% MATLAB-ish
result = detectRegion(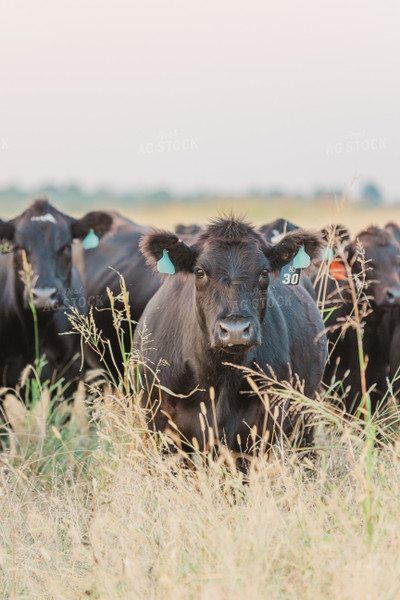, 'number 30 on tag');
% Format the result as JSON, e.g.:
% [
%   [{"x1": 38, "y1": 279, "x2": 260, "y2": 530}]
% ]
[{"x1": 280, "y1": 263, "x2": 302, "y2": 285}]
